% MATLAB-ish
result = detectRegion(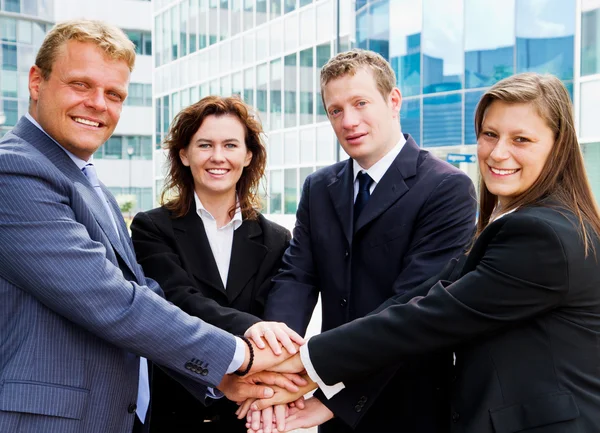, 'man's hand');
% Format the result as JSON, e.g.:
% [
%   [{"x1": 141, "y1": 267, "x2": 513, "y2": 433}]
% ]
[
  {"x1": 266, "y1": 351, "x2": 304, "y2": 374},
  {"x1": 281, "y1": 397, "x2": 334, "y2": 431},
  {"x1": 245, "y1": 321, "x2": 305, "y2": 355},
  {"x1": 238, "y1": 340, "x2": 301, "y2": 375},
  {"x1": 217, "y1": 371, "x2": 306, "y2": 402}
]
